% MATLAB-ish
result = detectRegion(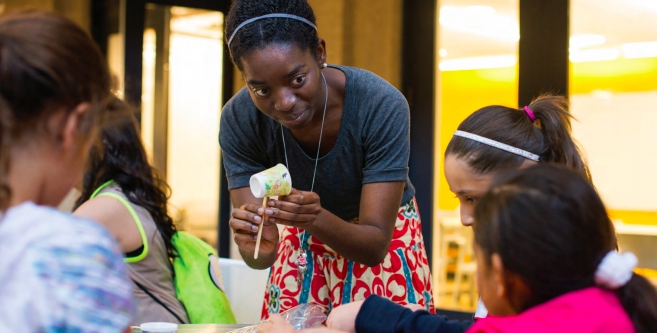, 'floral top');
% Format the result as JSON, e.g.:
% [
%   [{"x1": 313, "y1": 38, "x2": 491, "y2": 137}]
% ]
[{"x1": 0, "y1": 202, "x2": 134, "y2": 333}]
